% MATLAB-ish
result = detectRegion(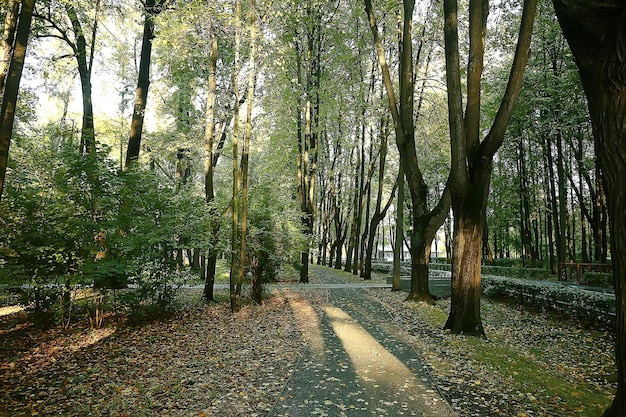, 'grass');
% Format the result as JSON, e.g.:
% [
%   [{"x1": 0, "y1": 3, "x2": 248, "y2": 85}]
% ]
[
  {"x1": 462, "y1": 335, "x2": 610, "y2": 415},
  {"x1": 397, "y1": 293, "x2": 613, "y2": 416}
]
